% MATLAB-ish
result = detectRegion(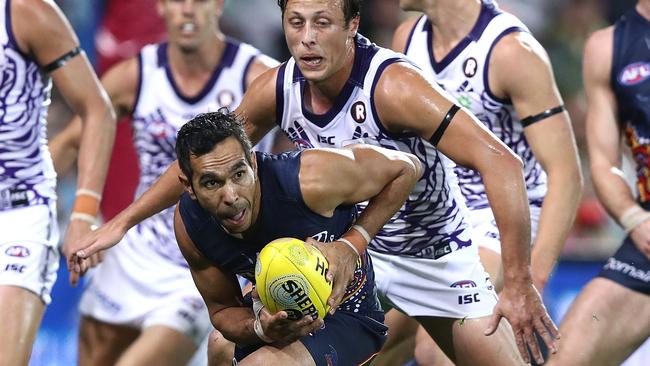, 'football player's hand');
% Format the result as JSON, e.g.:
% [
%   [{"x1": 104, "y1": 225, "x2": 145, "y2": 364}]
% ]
[
  {"x1": 253, "y1": 288, "x2": 323, "y2": 345},
  {"x1": 306, "y1": 237, "x2": 358, "y2": 314},
  {"x1": 68, "y1": 217, "x2": 128, "y2": 279},
  {"x1": 62, "y1": 219, "x2": 104, "y2": 286},
  {"x1": 486, "y1": 281, "x2": 559, "y2": 364}
]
